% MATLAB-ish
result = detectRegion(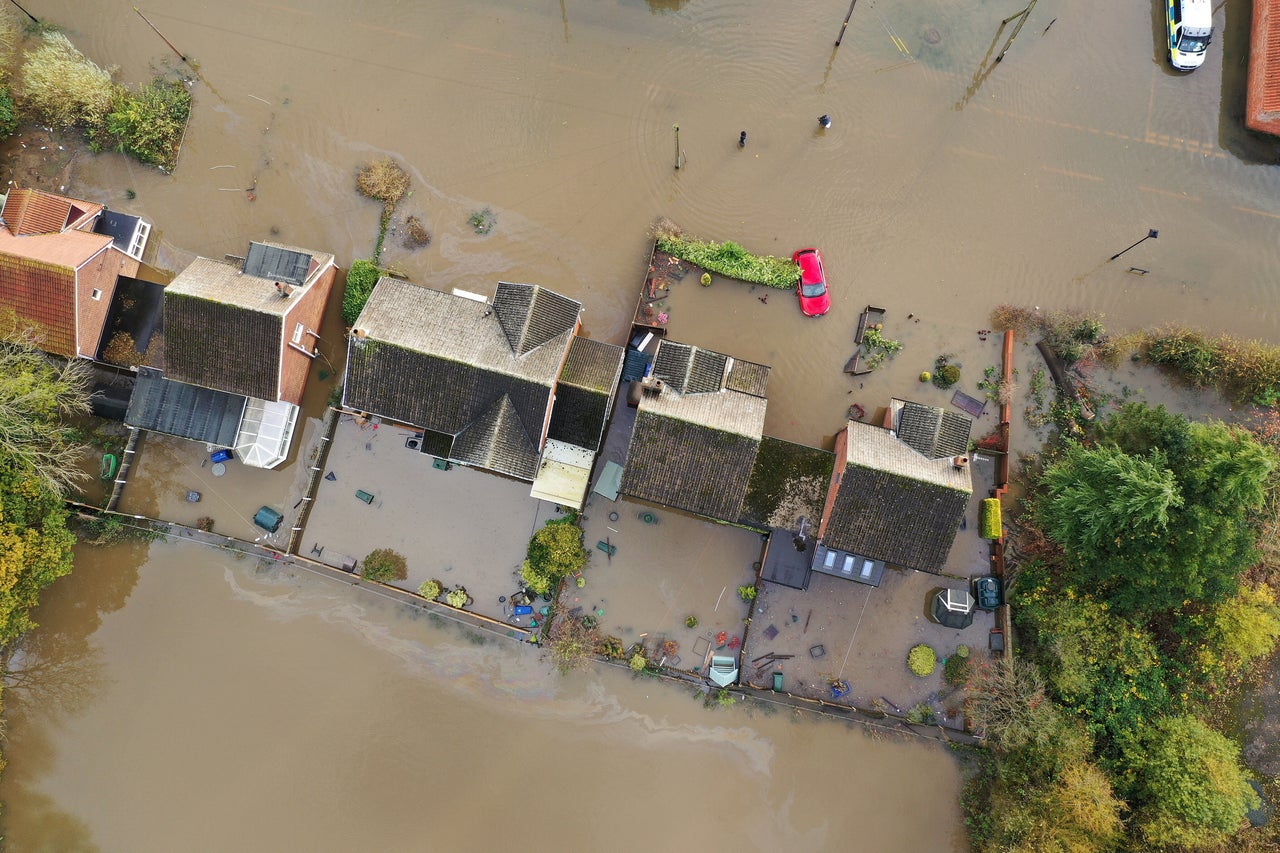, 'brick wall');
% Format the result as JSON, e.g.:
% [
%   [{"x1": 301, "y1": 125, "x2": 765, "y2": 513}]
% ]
[{"x1": 278, "y1": 262, "x2": 337, "y2": 405}]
